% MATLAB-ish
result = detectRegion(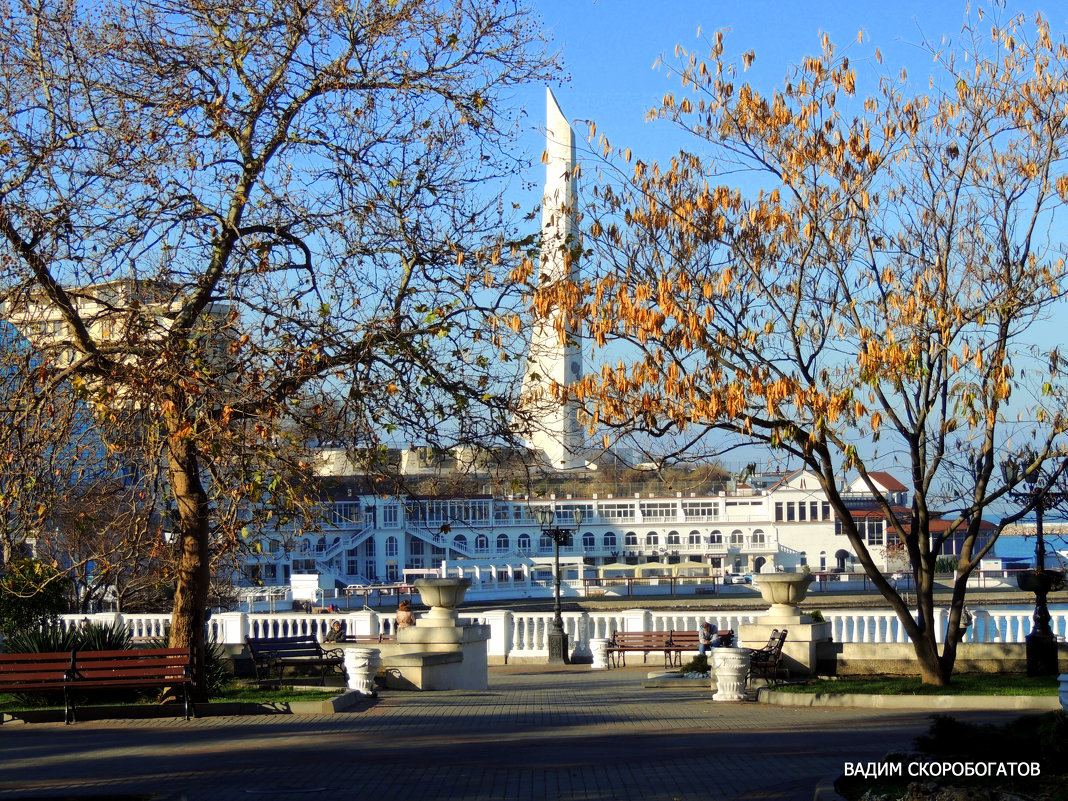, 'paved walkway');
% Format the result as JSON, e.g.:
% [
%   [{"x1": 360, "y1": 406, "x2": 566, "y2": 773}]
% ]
[{"x1": 0, "y1": 666, "x2": 1022, "y2": 801}]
